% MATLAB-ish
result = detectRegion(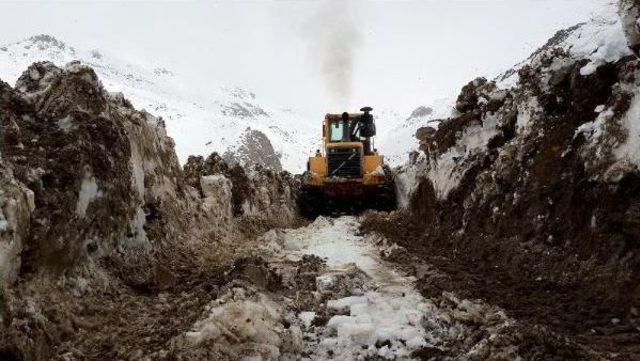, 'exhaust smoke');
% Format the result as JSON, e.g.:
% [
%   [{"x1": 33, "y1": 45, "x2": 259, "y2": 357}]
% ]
[{"x1": 306, "y1": 0, "x2": 363, "y2": 107}]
